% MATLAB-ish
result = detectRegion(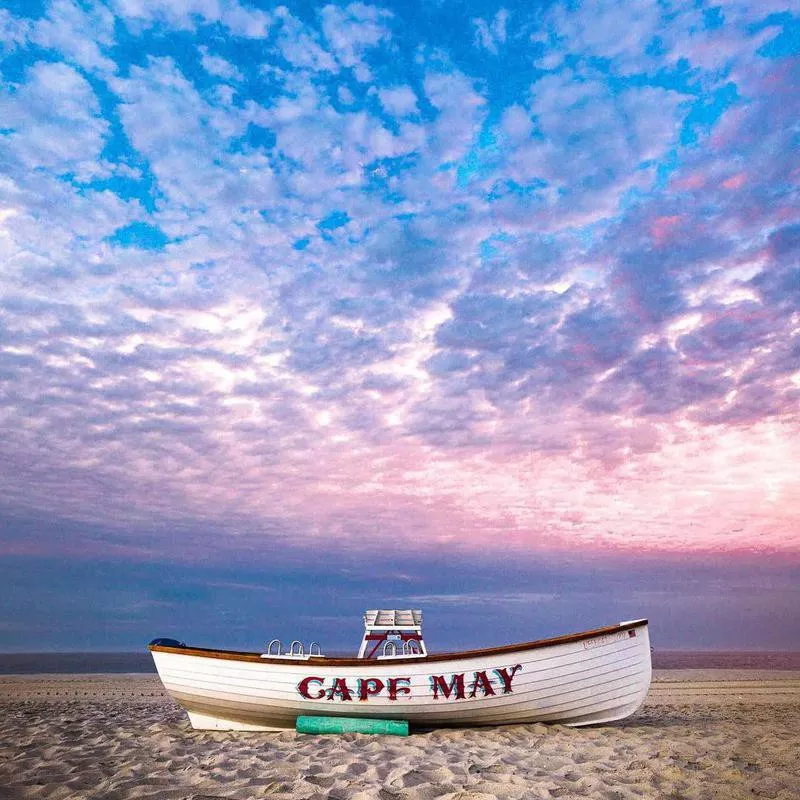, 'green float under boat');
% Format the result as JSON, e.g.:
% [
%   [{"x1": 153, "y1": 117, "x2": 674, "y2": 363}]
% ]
[{"x1": 297, "y1": 715, "x2": 409, "y2": 736}]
